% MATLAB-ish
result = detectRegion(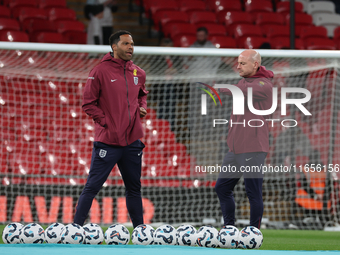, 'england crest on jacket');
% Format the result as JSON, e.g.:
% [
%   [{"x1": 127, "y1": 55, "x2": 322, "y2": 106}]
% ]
[{"x1": 134, "y1": 77, "x2": 138, "y2": 85}]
